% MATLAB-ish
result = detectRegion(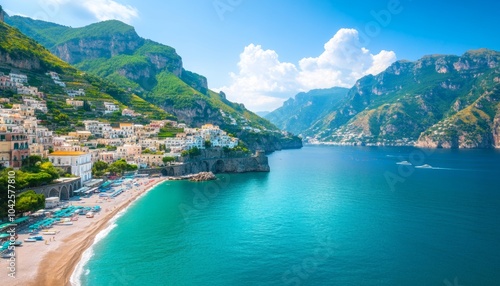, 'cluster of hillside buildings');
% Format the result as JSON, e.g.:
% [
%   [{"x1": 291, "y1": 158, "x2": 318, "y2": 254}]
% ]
[{"x1": 0, "y1": 71, "x2": 241, "y2": 185}]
